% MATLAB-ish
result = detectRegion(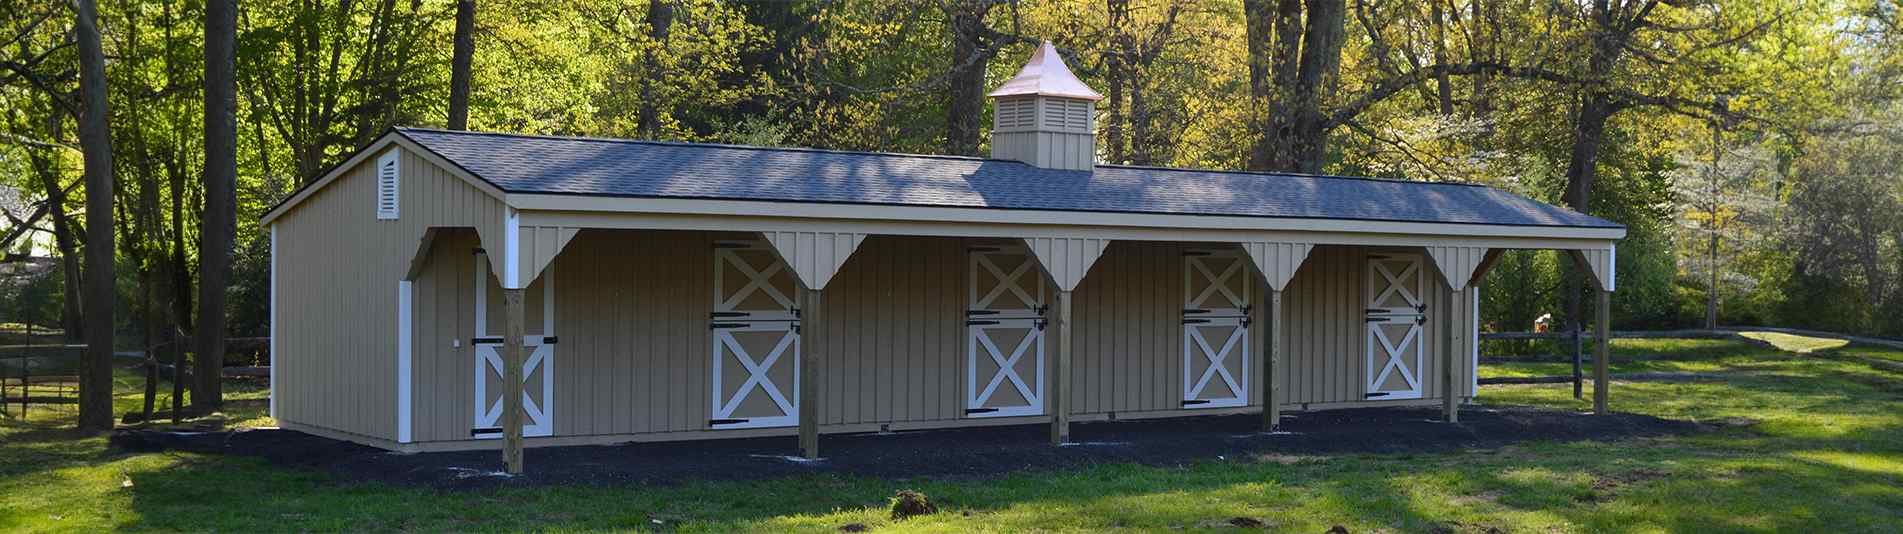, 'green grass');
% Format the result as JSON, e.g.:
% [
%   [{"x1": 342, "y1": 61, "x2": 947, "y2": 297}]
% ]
[
  {"x1": 5, "y1": 341, "x2": 1902, "y2": 533},
  {"x1": 1736, "y1": 331, "x2": 1852, "y2": 353}
]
